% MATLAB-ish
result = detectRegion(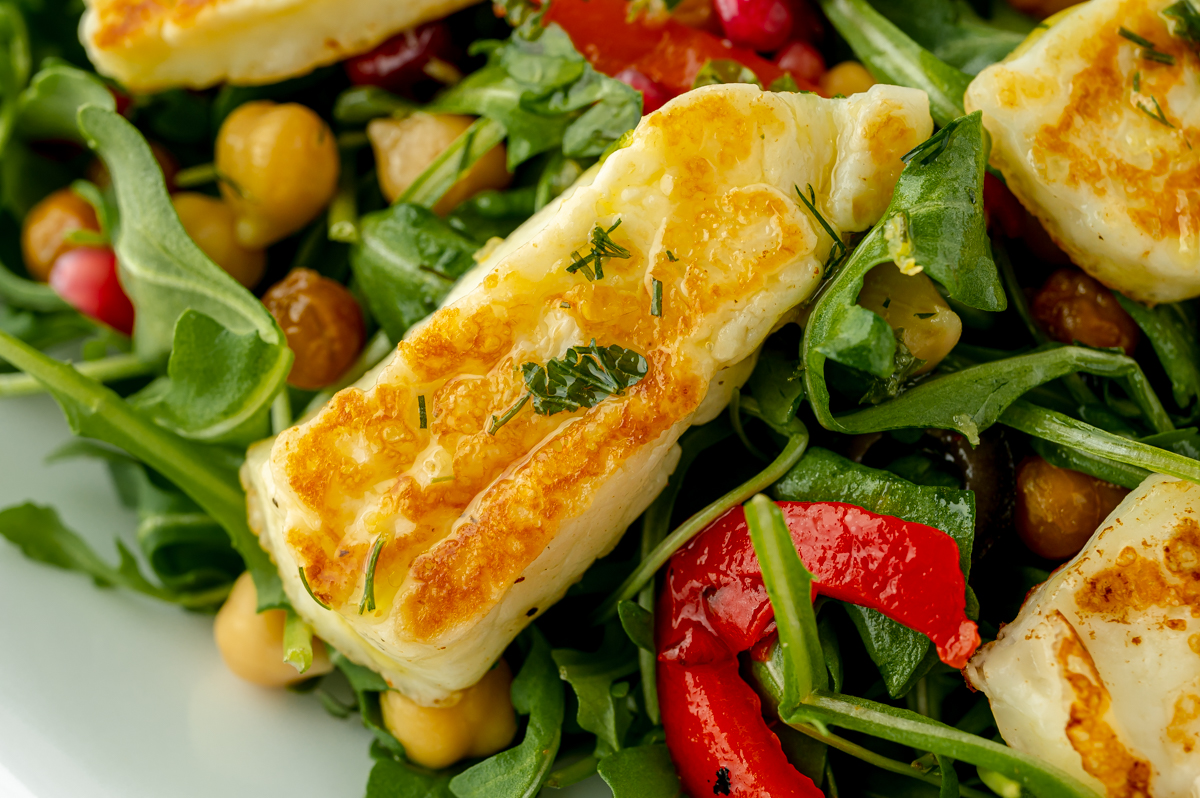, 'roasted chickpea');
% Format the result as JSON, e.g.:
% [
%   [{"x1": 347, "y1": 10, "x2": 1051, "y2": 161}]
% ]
[
  {"x1": 213, "y1": 572, "x2": 333, "y2": 687},
  {"x1": 380, "y1": 660, "x2": 518, "y2": 769},
  {"x1": 368, "y1": 113, "x2": 512, "y2": 215},
  {"x1": 87, "y1": 141, "x2": 179, "y2": 191},
  {"x1": 172, "y1": 193, "x2": 266, "y2": 289},
  {"x1": 1031, "y1": 268, "x2": 1139, "y2": 355},
  {"x1": 263, "y1": 268, "x2": 366, "y2": 390},
  {"x1": 857, "y1": 261, "x2": 962, "y2": 375},
  {"x1": 216, "y1": 101, "x2": 339, "y2": 248},
  {"x1": 21, "y1": 188, "x2": 101, "y2": 282},
  {"x1": 819, "y1": 61, "x2": 875, "y2": 97},
  {"x1": 1015, "y1": 456, "x2": 1129, "y2": 560}
]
